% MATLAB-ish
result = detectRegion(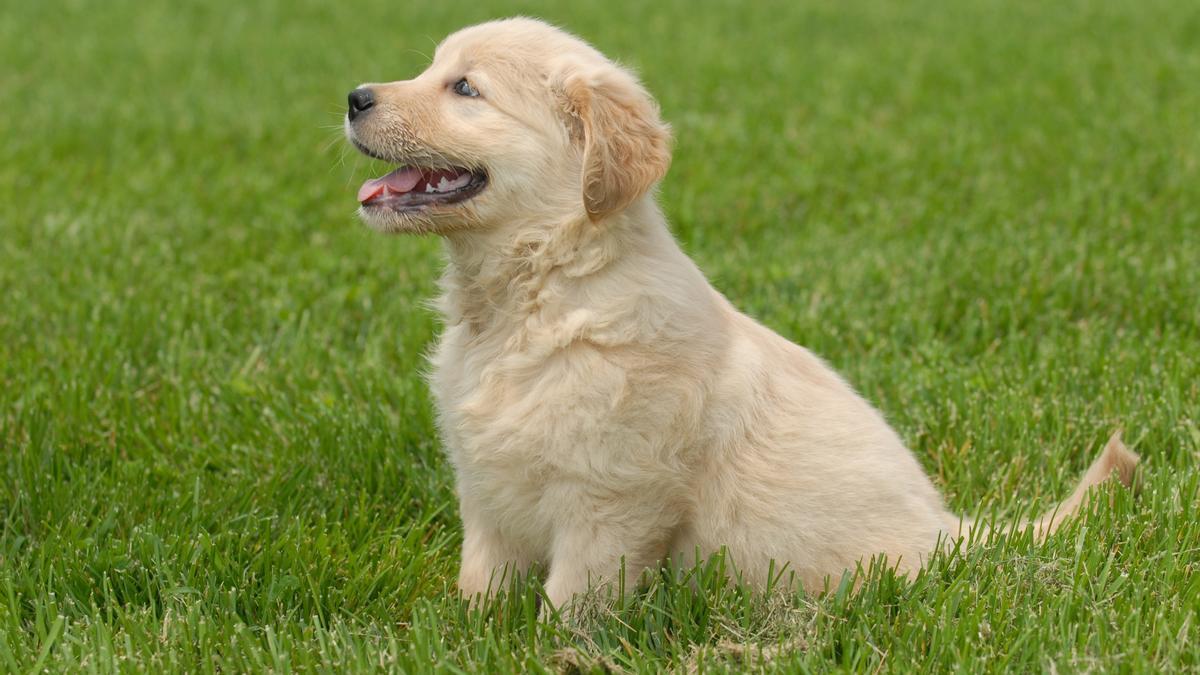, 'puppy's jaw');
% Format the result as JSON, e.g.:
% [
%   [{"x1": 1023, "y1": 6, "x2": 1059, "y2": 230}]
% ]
[
  {"x1": 346, "y1": 122, "x2": 491, "y2": 235},
  {"x1": 356, "y1": 201, "x2": 485, "y2": 235}
]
